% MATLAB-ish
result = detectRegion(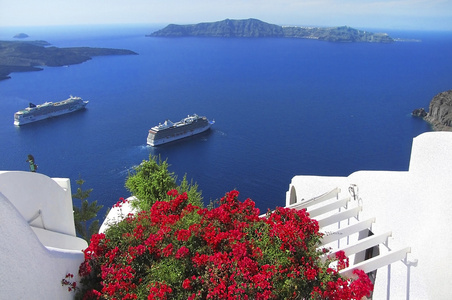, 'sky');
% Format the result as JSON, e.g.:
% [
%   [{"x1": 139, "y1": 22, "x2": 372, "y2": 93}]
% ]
[{"x1": 0, "y1": 0, "x2": 452, "y2": 31}]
